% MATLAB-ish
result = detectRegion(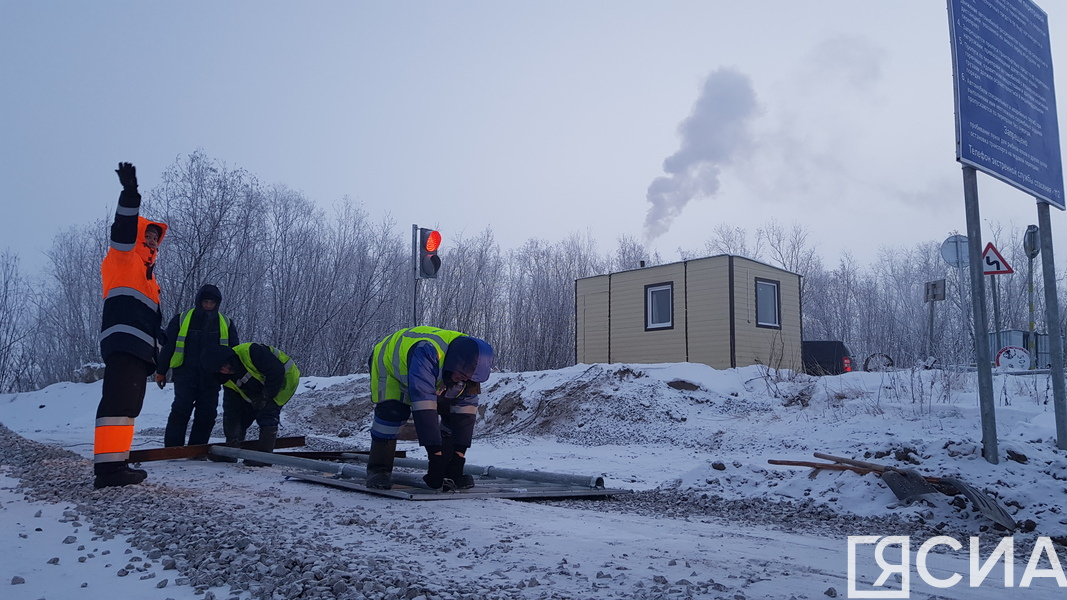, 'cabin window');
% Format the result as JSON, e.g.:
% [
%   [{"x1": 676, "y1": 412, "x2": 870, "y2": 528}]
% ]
[
  {"x1": 645, "y1": 282, "x2": 673, "y2": 330},
  {"x1": 755, "y1": 278, "x2": 781, "y2": 329}
]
